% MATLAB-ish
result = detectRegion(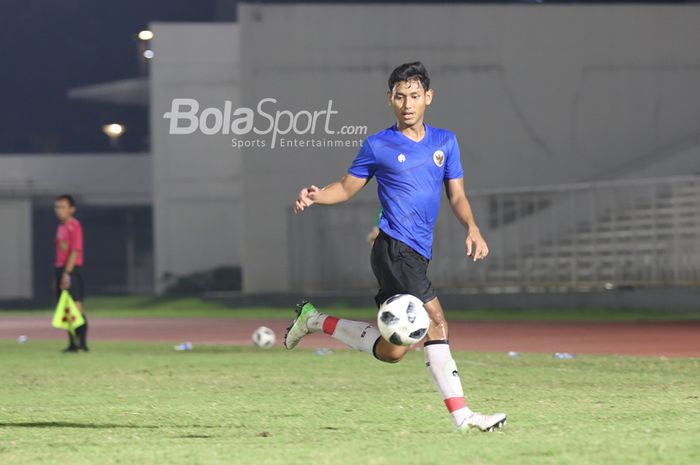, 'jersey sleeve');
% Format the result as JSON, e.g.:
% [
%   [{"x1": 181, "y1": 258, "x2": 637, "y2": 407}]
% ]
[
  {"x1": 444, "y1": 134, "x2": 464, "y2": 180},
  {"x1": 347, "y1": 139, "x2": 376, "y2": 179},
  {"x1": 70, "y1": 222, "x2": 84, "y2": 252}
]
